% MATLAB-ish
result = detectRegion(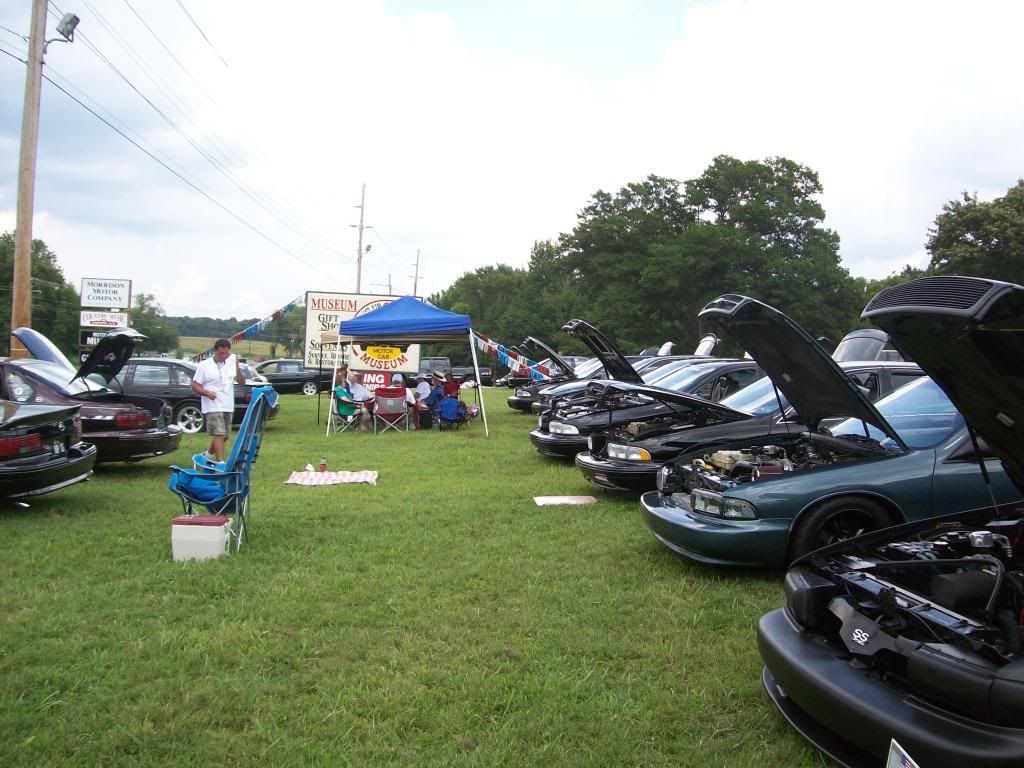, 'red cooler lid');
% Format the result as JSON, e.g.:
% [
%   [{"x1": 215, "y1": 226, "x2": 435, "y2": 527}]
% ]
[{"x1": 172, "y1": 514, "x2": 230, "y2": 526}]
